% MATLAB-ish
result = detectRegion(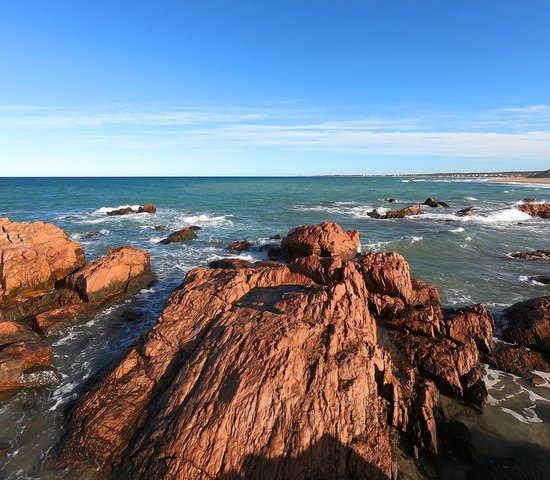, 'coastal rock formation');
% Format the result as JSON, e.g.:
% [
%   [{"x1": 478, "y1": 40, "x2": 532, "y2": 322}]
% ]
[
  {"x1": 510, "y1": 249, "x2": 550, "y2": 260},
  {"x1": 485, "y1": 343, "x2": 550, "y2": 376},
  {"x1": 443, "y1": 304, "x2": 494, "y2": 355},
  {"x1": 67, "y1": 246, "x2": 154, "y2": 304},
  {"x1": 106, "y1": 204, "x2": 157, "y2": 216},
  {"x1": 227, "y1": 240, "x2": 254, "y2": 252},
  {"x1": 368, "y1": 204, "x2": 423, "y2": 219},
  {"x1": 423, "y1": 197, "x2": 450, "y2": 208},
  {"x1": 160, "y1": 227, "x2": 198, "y2": 244},
  {"x1": 501, "y1": 296, "x2": 550, "y2": 353},
  {"x1": 55, "y1": 221, "x2": 494, "y2": 478},
  {"x1": 517, "y1": 203, "x2": 550, "y2": 219},
  {"x1": 281, "y1": 221, "x2": 359, "y2": 262},
  {"x1": 0, "y1": 218, "x2": 85, "y2": 303}
]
